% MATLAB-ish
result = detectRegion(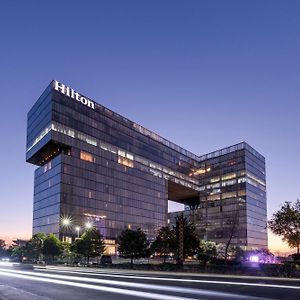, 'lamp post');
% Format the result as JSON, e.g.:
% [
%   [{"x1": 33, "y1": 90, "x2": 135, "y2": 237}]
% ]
[
  {"x1": 75, "y1": 226, "x2": 81, "y2": 238},
  {"x1": 61, "y1": 217, "x2": 72, "y2": 242},
  {"x1": 62, "y1": 218, "x2": 71, "y2": 226},
  {"x1": 85, "y1": 222, "x2": 93, "y2": 229}
]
